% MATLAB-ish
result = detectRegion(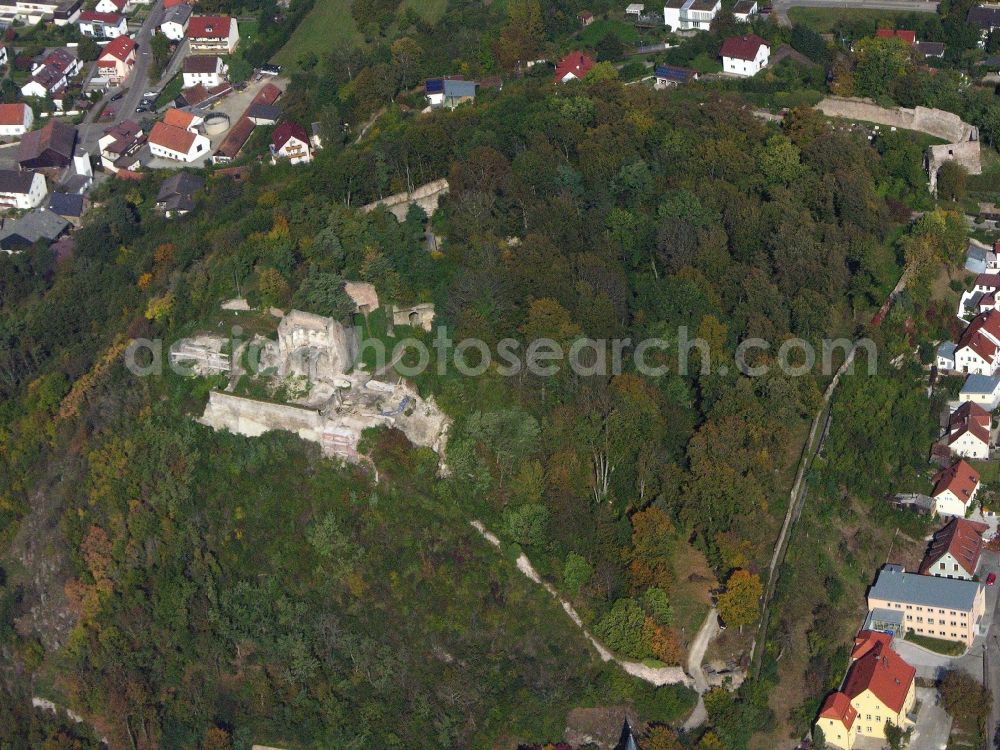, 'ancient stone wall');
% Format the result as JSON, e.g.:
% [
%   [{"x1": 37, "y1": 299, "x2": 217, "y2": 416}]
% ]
[
  {"x1": 814, "y1": 97, "x2": 976, "y2": 142},
  {"x1": 927, "y1": 140, "x2": 983, "y2": 193},
  {"x1": 360, "y1": 178, "x2": 450, "y2": 222},
  {"x1": 199, "y1": 391, "x2": 325, "y2": 444}
]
